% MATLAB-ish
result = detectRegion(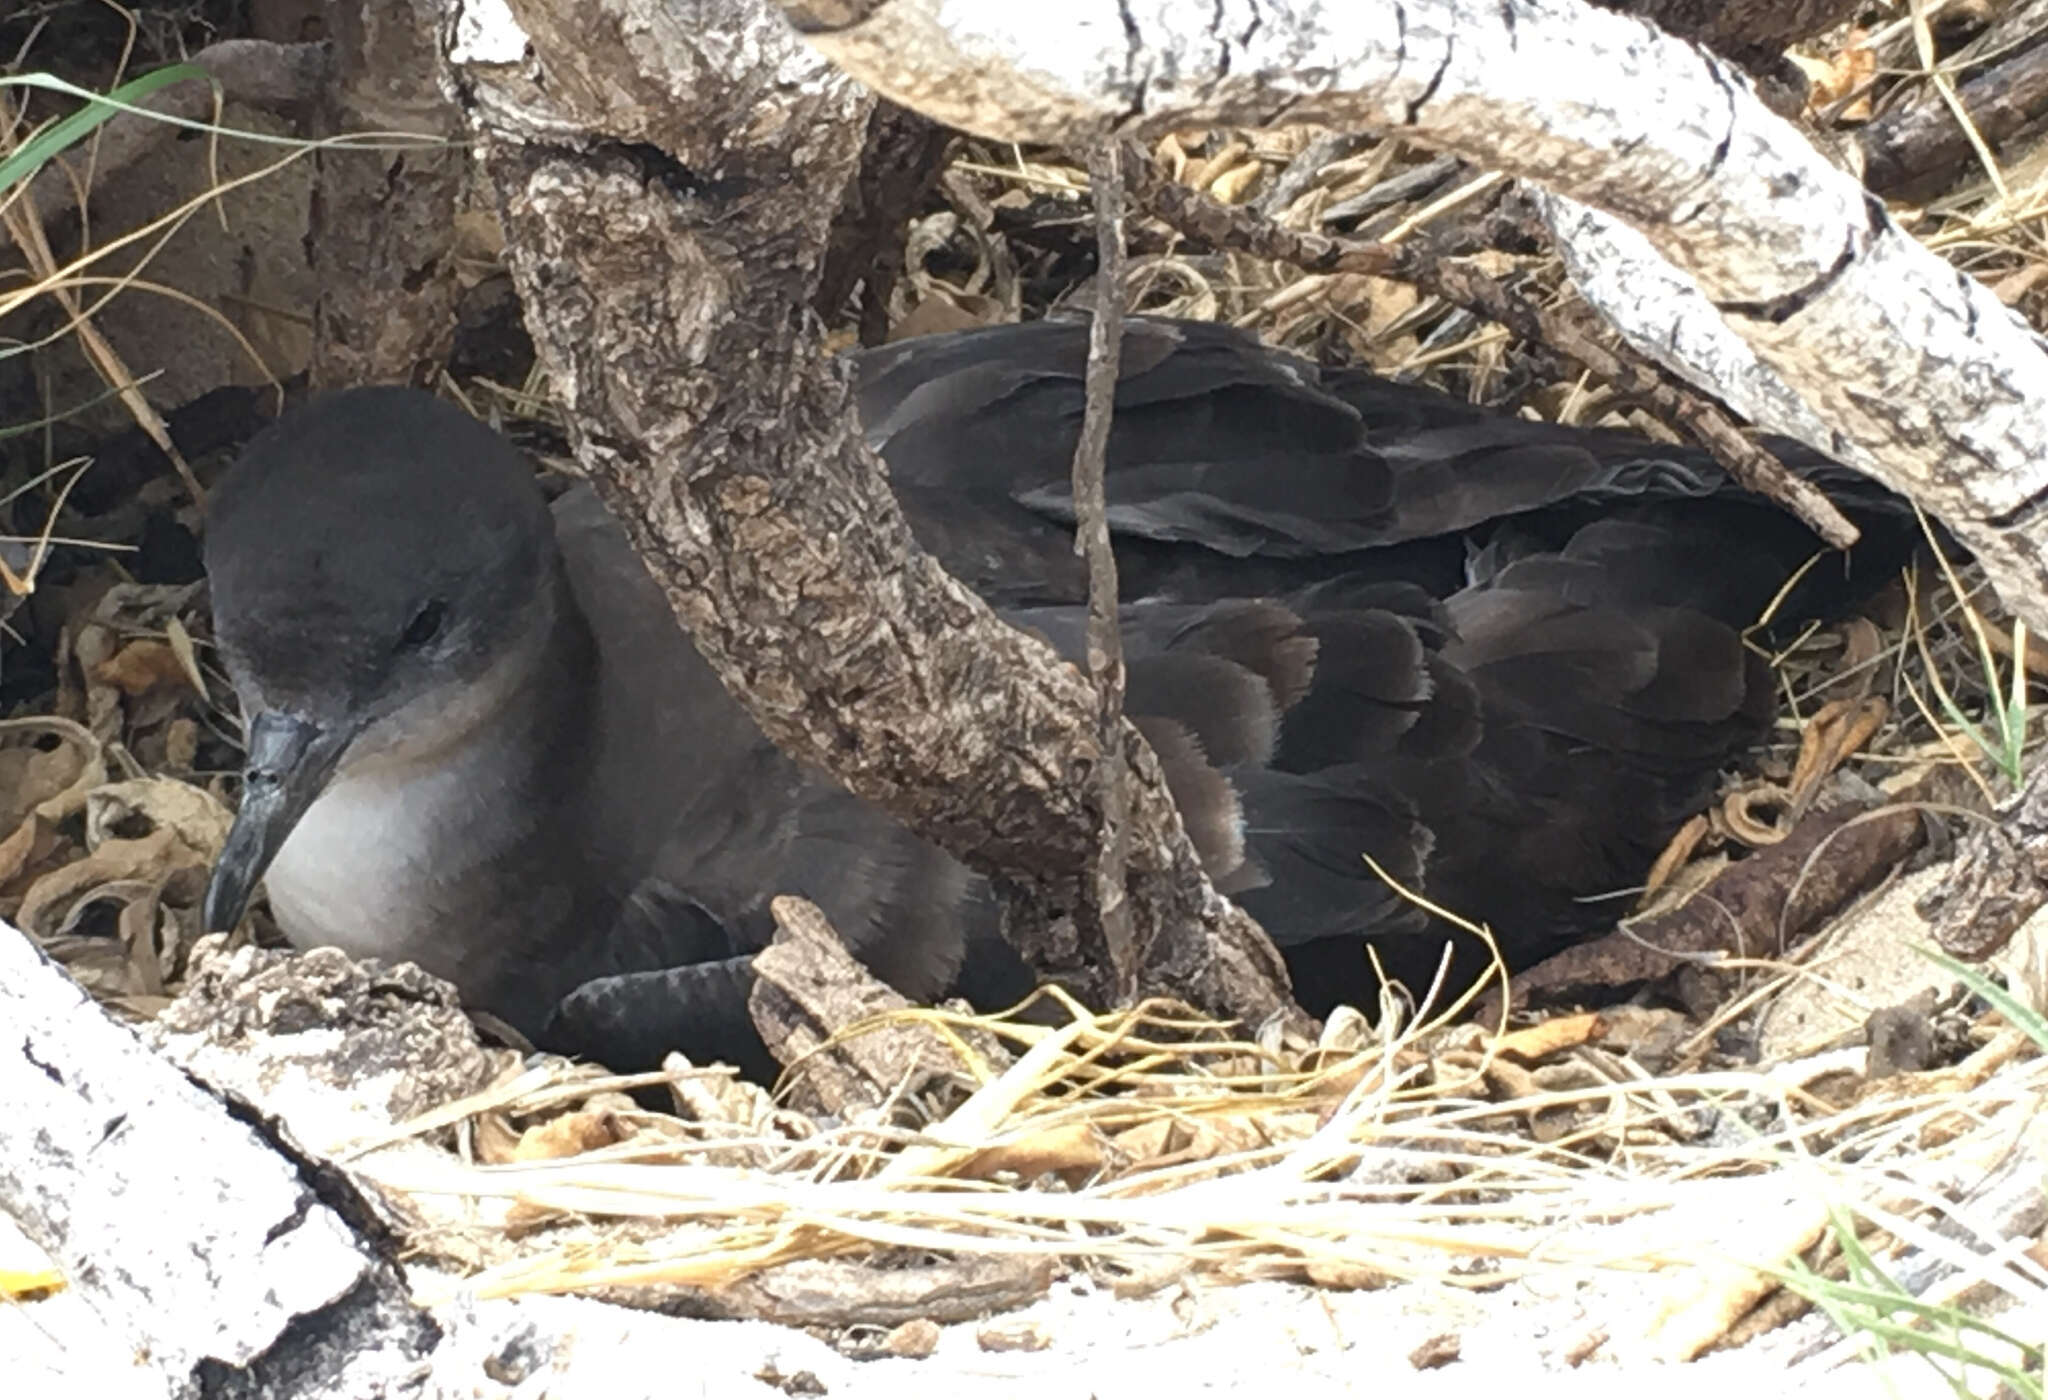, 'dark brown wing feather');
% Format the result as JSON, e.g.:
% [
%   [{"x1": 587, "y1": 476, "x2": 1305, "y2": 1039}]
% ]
[{"x1": 555, "y1": 317, "x2": 1914, "y2": 1063}]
